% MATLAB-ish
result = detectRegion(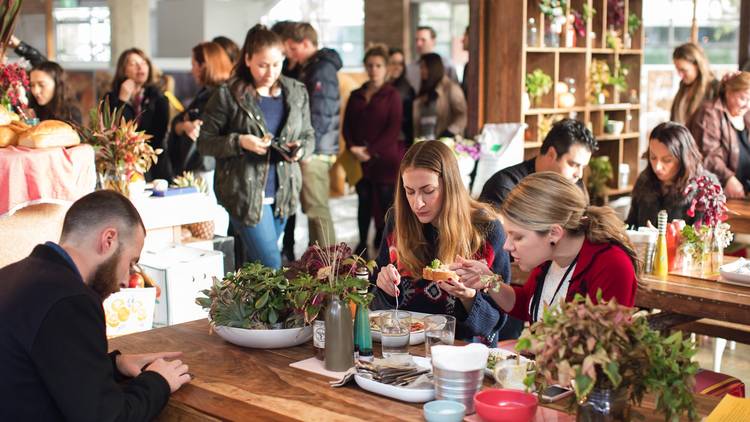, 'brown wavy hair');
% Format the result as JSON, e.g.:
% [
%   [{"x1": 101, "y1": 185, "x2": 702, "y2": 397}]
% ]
[
  {"x1": 671, "y1": 43, "x2": 717, "y2": 123},
  {"x1": 192, "y1": 41, "x2": 233, "y2": 87},
  {"x1": 112, "y1": 48, "x2": 156, "y2": 95},
  {"x1": 500, "y1": 171, "x2": 641, "y2": 274},
  {"x1": 393, "y1": 140, "x2": 496, "y2": 275}
]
